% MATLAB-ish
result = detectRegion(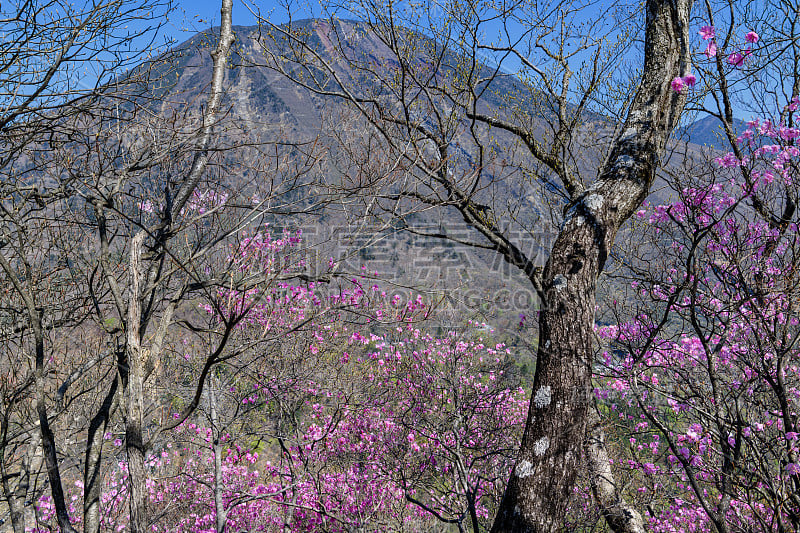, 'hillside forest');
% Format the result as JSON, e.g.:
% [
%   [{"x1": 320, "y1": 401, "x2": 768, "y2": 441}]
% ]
[{"x1": 2, "y1": 0, "x2": 800, "y2": 531}]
